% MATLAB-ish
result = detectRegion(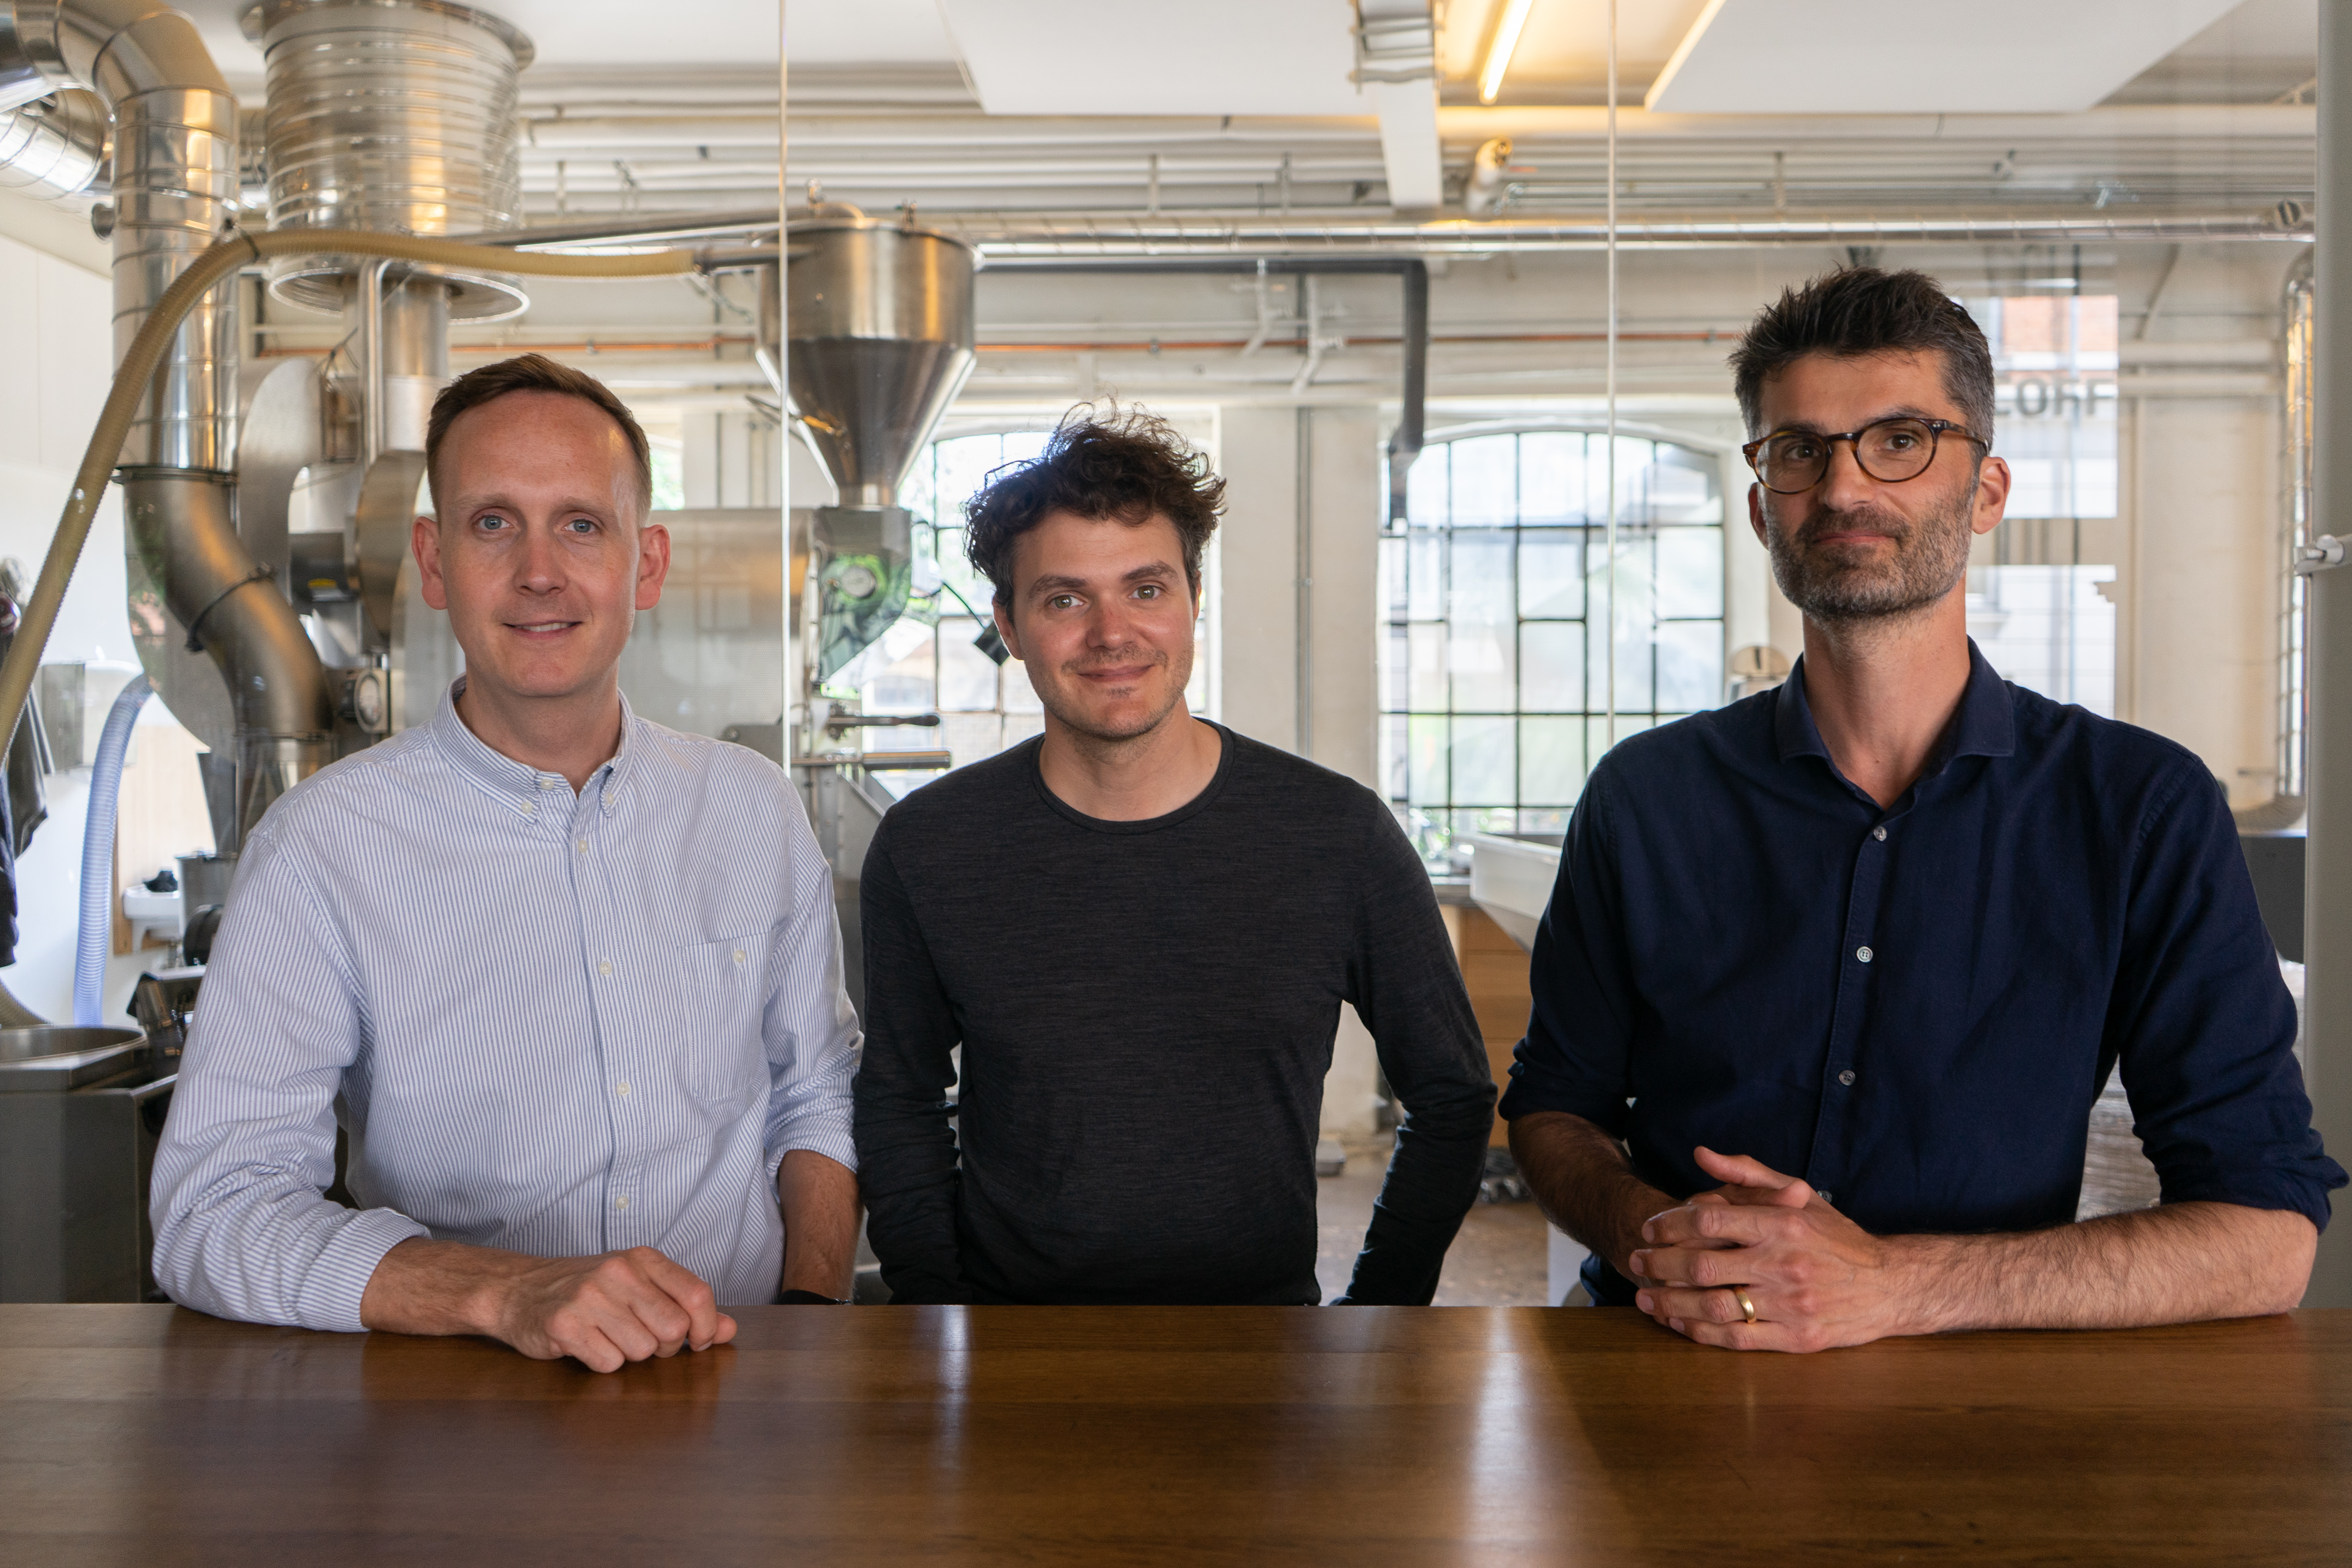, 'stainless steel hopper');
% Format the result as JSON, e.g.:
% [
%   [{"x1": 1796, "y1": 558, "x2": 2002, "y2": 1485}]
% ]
[{"x1": 765, "y1": 211, "x2": 977, "y2": 680}]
